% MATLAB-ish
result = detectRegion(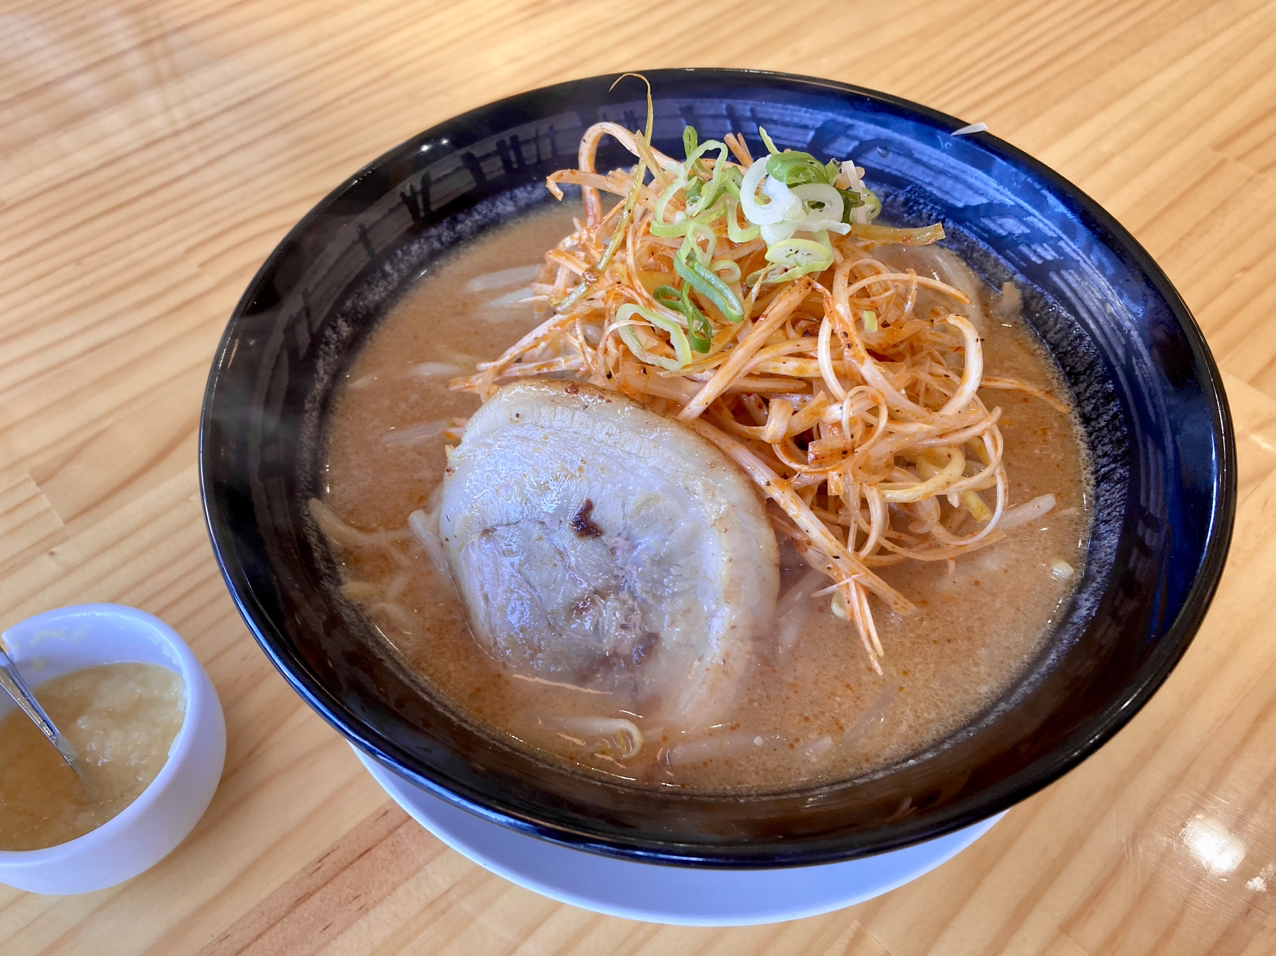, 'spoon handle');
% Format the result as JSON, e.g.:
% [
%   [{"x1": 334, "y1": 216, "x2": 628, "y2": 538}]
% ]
[{"x1": 0, "y1": 648, "x2": 83, "y2": 770}]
